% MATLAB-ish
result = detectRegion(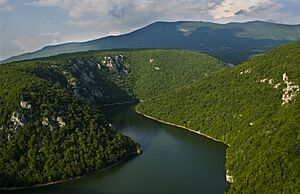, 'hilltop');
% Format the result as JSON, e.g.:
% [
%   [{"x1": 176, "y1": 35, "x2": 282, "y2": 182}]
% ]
[{"x1": 2, "y1": 21, "x2": 300, "y2": 64}]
